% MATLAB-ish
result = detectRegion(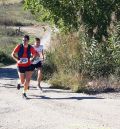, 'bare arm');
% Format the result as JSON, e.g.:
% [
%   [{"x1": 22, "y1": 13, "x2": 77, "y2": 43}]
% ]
[
  {"x1": 30, "y1": 47, "x2": 39, "y2": 62},
  {"x1": 30, "y1": 55, "x2": 36, "y2": 62},
  {"x1": 11, "y1": 52, "x2": 19, "y2": 62},
  {"x1": 42, "y1": 49, "x2": 44, "y2": 61}
]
